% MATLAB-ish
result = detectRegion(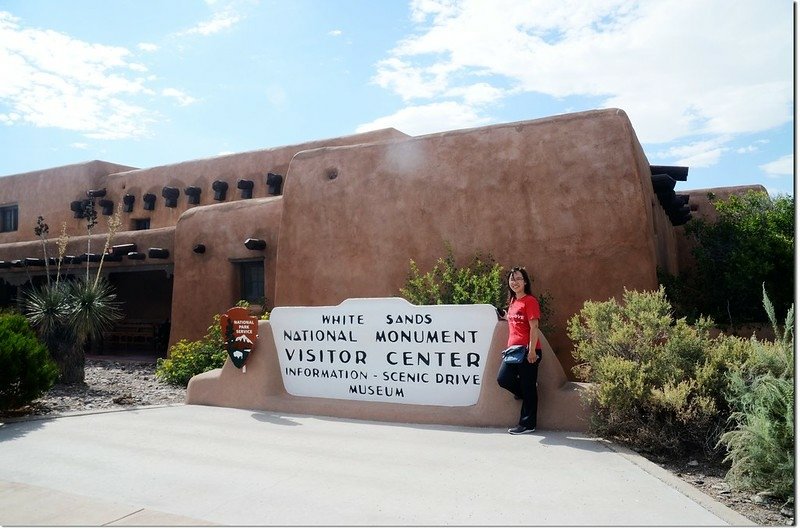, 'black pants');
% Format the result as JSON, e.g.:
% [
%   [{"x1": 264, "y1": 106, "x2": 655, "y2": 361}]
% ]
[{"x1": 497, "y1": 350, "x2": 541, "y2": 428}]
